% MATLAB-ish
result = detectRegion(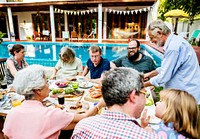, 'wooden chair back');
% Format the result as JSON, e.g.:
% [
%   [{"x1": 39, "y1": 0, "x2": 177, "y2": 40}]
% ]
[
  {"x1": 71, "y1": 31, "x2": 78, "y2": 42},
  {"x1": 0, "y1": 58, "x2": 7, "y2": 81}
]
